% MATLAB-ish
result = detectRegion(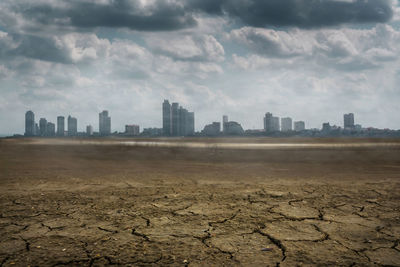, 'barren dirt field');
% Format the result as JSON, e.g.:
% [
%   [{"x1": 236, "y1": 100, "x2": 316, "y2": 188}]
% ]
[{"x1": 1, "y1": 138, "x2": 400, "y2": 266}]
